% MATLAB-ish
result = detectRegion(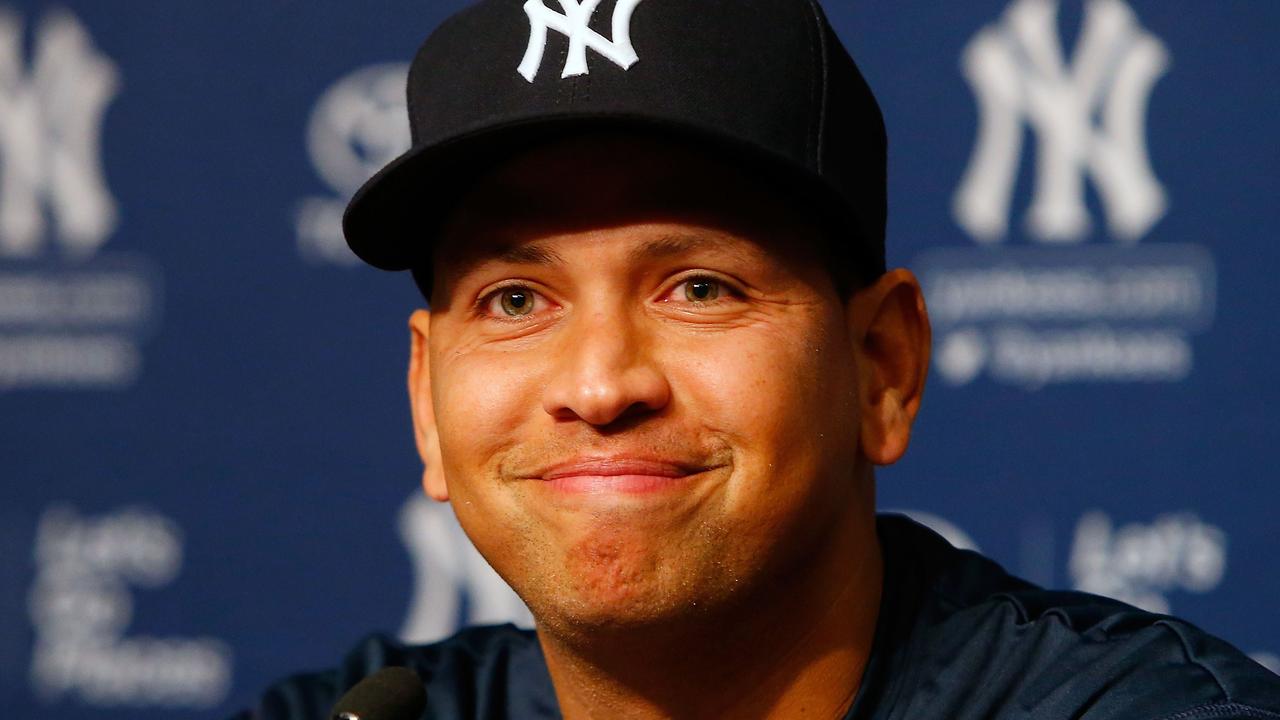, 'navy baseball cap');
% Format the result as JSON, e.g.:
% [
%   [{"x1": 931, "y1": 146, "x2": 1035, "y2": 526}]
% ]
[{"x1": 343, "y1": 0, "x2": 887, "y2": 285}]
